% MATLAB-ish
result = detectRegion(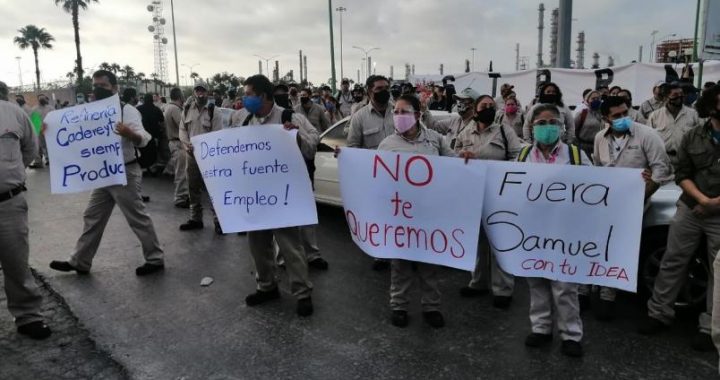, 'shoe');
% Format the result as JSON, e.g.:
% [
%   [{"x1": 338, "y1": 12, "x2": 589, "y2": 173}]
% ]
[
  {"x1": 578, "y1": 294, "x2": 591, "y2": 312},
  {"x1": 371, "y1": 259, "x2": 390, "y2": 271},
  {"x1": 594, "y1": 299, "x2": 615, "y2": 321},
  {"x1": 17, "y1": 321, "x2": 52, "y2": 340},
  {"x1": 297, "y1": 297, "x2": 313, "y2": 317},
  {"x1": 561, "y1": 340, "x2": 584, "y2": 357},
  {"x1": 135, "y1": 263, "x2": 164, "y2": 276},
  {"x1": 174, "y1": 201, "x2": 189, "y2": 209},
  {"x1": 637, "y1": 316, "x2": 668, "y2": 335},
  {"x1": 49, "y1": 260, "x2": 89, "y2": 275},
  {"x1": 245, "y1": 288, "x2": 281, "y2": 306},
  {"x1": 179, "y1": 220, "x2": 204, "y2": 231},
  {"x1": 214, "y1": 221, "x2": 224, "y2": 235},
  {"x1": 493, "y1": 295, "x2": 512, "y2": 309},
  {"x1": 29, "y1": 163, "x2": 44, "y2": 169},
  {"x1": 391, "y1": 310, "x2": 409, "y2": 327},
  {"x1": 690, "y1": 332, "x2": 715, "y2": 352},
  {"x1": 142, "y1": 195, "x2": 150, "y2": 202},
  {"x1": 308, "y1": 258, "x2": 329, "y2": 270},
  {"x1": 525, "y1": 332, "x2": 553, "y2": 347},
  {"x1": 423, "y1": 311, "x2": 445, "y2": 328},
  {"x1": 237, "y1": 231, "x2": 247, "y2": 236},
  {"x1": 459, "y1": 286, "x2": 489, "y2": 298}
]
